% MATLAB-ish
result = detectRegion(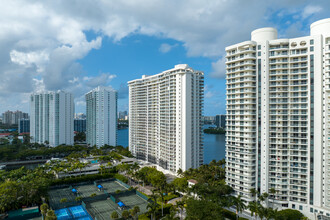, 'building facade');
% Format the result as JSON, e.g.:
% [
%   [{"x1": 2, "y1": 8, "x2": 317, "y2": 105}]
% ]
[
  {"x1": 2, "y1": 110, "x2": 28, "y2": 125},
  {"x1": 30, "y1": 91, "x2": 74, "y2": 147},
  {"x1": 215, "y1": 115, "x2": 226, "y2": 128},
  {"x1": 18, "y1": 118, "x2": 30, "y2": 133},
  {"x1": 85, "y1": 86, "x2": 117, "y2": 147},
  {"x1": 128, "y1": 64, "x2": 204, "y2": 172},
  {"x1": 74, "y1": 119, "x2": 86, "y2": 132},
  {"x1": 225, "y1": 18, "x2": 330, "y2": 218}
]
